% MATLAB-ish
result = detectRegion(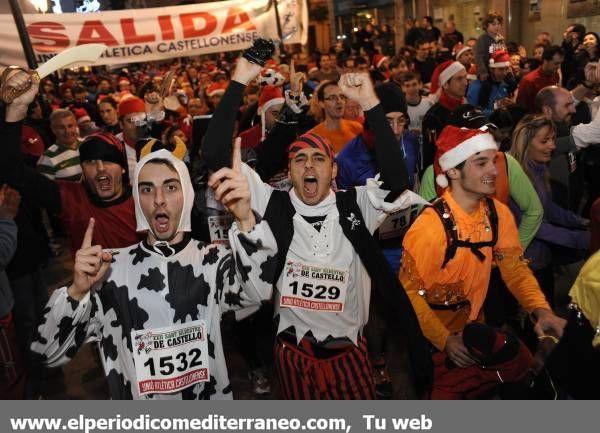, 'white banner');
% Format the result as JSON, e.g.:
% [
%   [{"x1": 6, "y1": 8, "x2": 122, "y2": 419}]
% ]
[{"x1": 0, "y1": 0, "x2": 307, "y2": 67}]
